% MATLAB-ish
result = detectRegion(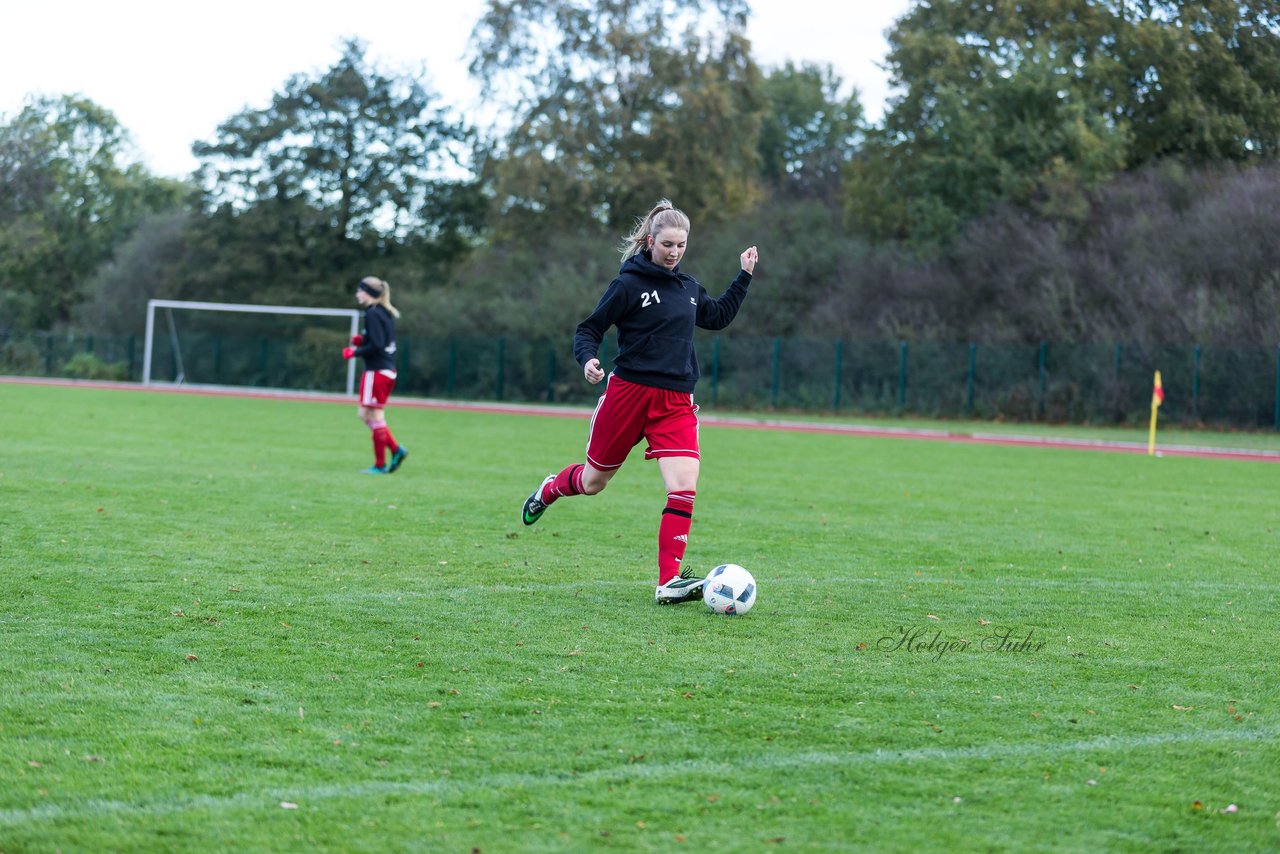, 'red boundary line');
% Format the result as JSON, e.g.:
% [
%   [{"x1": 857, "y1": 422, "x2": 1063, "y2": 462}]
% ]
[{"x1": 6, "y1": 375, "x2": 1279, "y2": 463}]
